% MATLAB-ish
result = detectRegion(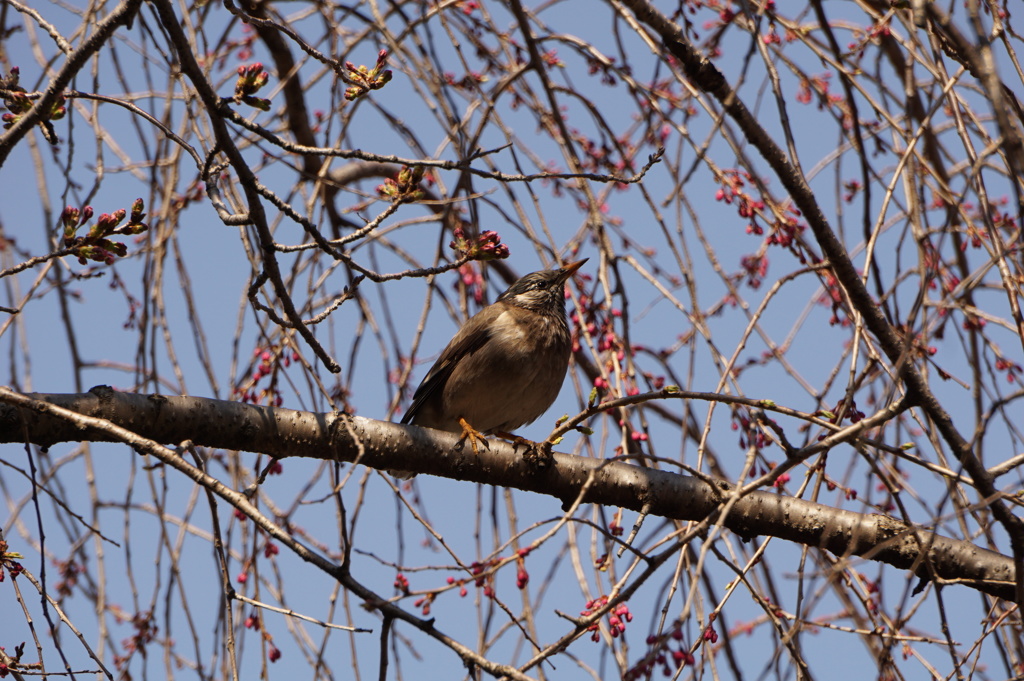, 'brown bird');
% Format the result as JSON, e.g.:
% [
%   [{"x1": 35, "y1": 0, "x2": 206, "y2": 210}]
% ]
[{"x1": 394, "y1": 259, "x2": 586, "y2": 478}]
